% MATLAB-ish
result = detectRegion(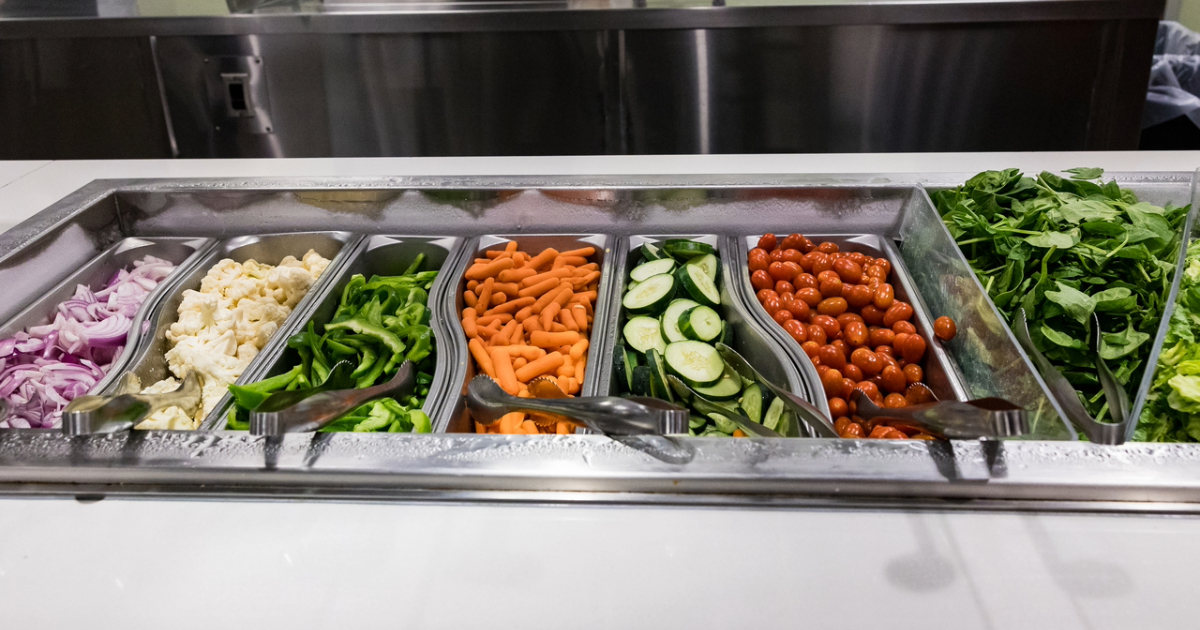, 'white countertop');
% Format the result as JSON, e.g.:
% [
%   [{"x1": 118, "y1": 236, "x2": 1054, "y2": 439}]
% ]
[{"x1": 3, "y1": 153, "x2": 1200, "y2": 629}]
